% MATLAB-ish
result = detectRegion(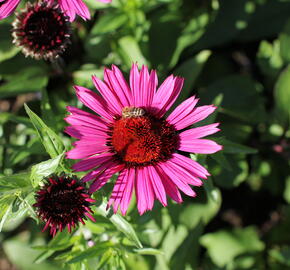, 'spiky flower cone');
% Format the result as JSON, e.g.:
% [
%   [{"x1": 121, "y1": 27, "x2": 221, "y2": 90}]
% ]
[
  {"x1": 12, "y1": 1, "x2": 71, "y2": 60},
  {"x1": 33, "y1": 174, "x2": 96, "y2": 237}
]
